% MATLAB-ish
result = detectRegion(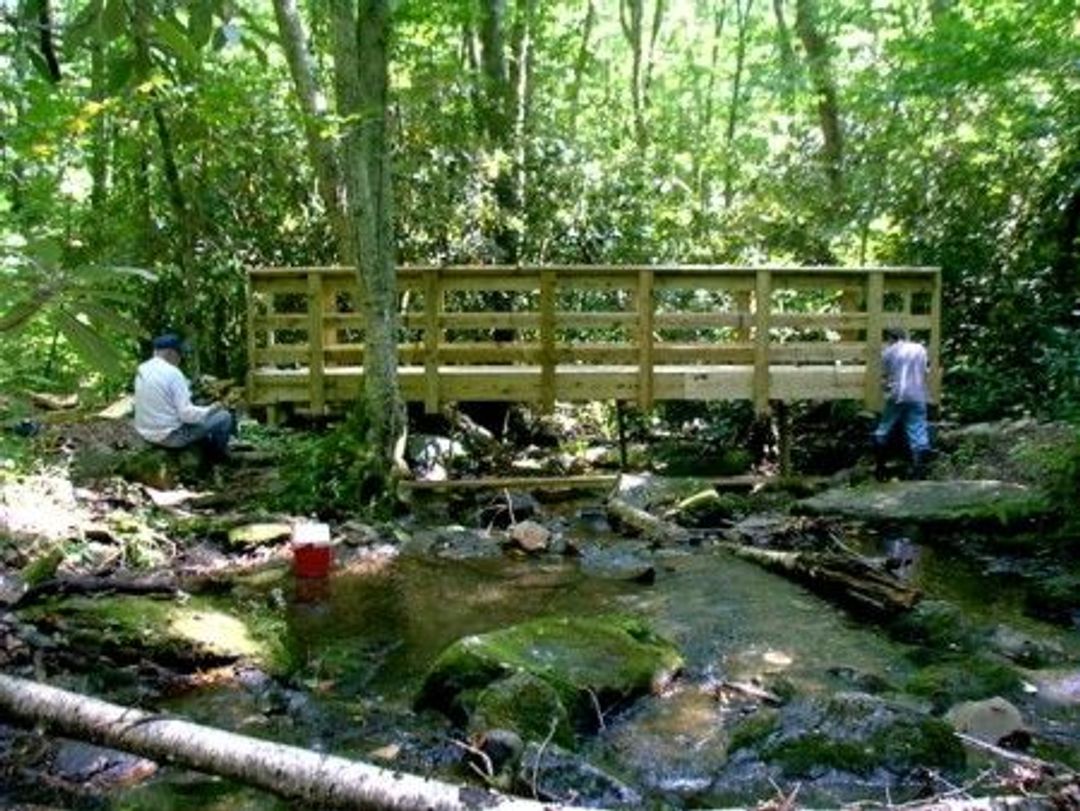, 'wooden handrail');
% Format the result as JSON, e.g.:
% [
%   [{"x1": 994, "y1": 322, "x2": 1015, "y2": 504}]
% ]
[{"x1": 246, "y1": 264, "x2": 942, "y2": 415}]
